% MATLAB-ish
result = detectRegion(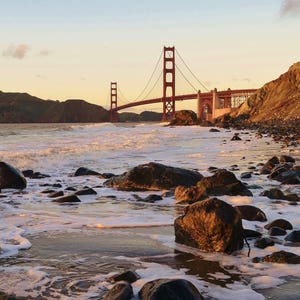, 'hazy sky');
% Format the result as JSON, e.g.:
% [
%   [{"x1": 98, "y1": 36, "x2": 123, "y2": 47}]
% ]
[{"x1": 1, "y1": 0, "x2": 300, "y2": 111}]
